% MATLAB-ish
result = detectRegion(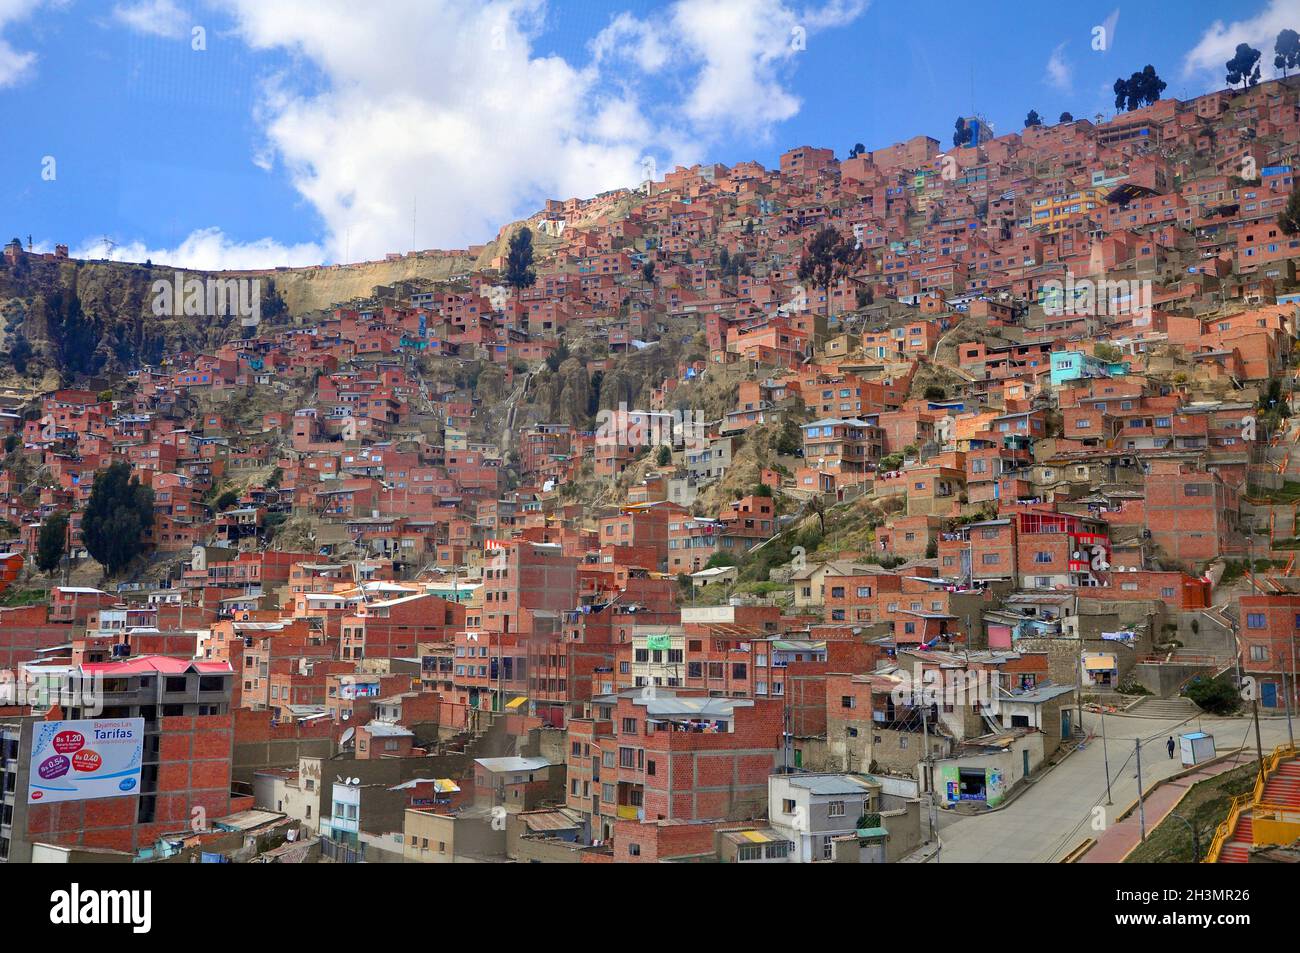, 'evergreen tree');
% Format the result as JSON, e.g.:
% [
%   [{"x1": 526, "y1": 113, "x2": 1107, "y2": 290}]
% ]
[
  {"x1": 797, "y1": 226, "x2": 863, "y2": 309},
  {"x1": 504, "y1": 226, "x2": 537, "y2": 289},
  {"x1": 1276, "y1": 28, "x2": 1300, "y2": 77},
  {"x1": 1279, "y1": 186, "x2": 1300, "y2": 235},
  {"x1": 1226, "y1": 43, "x2": 1262, "y2": 89},
  {"x1": 36, "y1": 512, "x2": 68, "y2": 575},
  {"x1": 81, "y1": 461, "x2": 155, "y2": 575}
]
